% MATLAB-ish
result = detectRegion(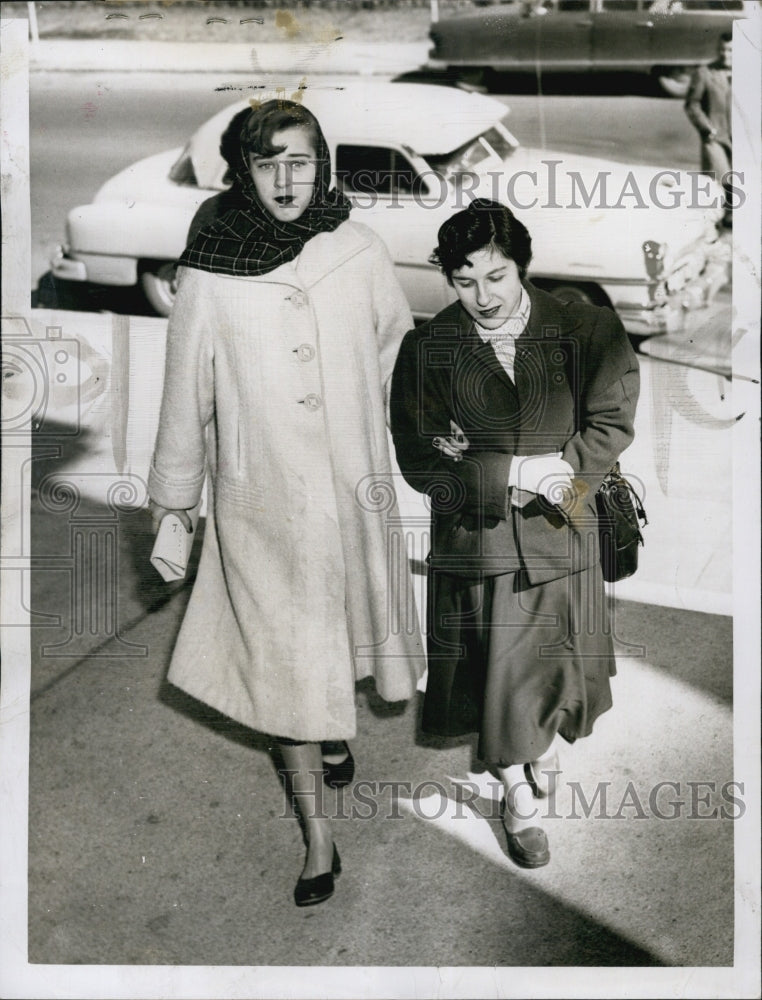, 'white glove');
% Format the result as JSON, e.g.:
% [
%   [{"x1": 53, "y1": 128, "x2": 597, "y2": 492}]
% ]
[
  {"x1": 511, "y1": 452, "x2": 574, "y2": 504},
  {"x1": 149, "y1": 500, "x2": 195, "y2": 535}
]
